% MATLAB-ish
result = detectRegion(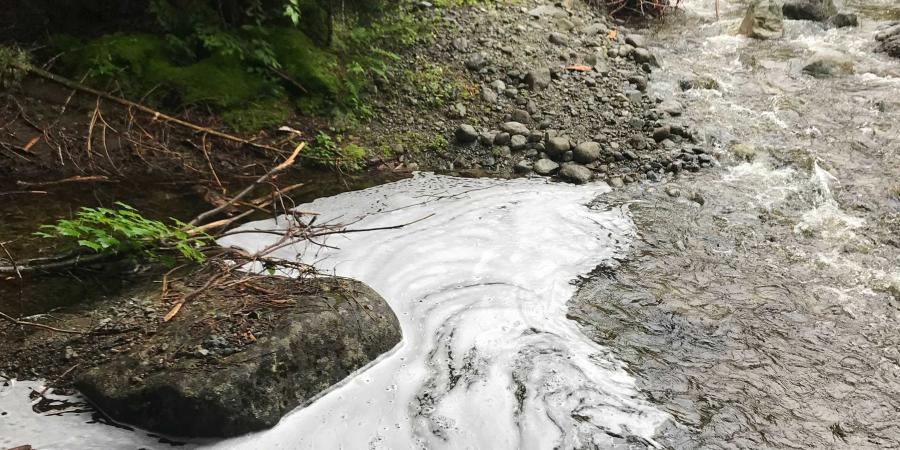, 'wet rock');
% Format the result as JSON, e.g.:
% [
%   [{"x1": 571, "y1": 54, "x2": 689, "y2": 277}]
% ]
[
  {"x1": 76, "y1": 279, "x2": 401, "y2": 438},
  {"x1": 559, "y1": 163, "x2": 593, "y2": 184},
  {"x1": 739, "y1": 0, "x2": 784, "y2": 40},
  {"x1": 525, "y1": 68, "x2": 552, "y2": 90},
  {"x1": 609, "y1": 177, "x2": 625, "y2": 188},
  {"x1": 731, "y1": 143, "x2": 758, "y2": 161},
  {"x1": 501, "y1": 121, "x2": 530, "y2": 135},
  {"x1": 533, "y1": 158, "x2": 560, "y2": 175},
  {"x1": 830, "y1": 12, "x2": 858, "y2": 28},
  {"x1": 875, "y1": 22, "x2": 900, "y2": 58},
  {"x1": 455, "y1": 124, "x2": 479, "y2": 143},
  {"x1": 679, "y1": 76, "x2": 720, "y2": 91},
  {"x1": 802, "y1": 51, "x2": 854, "y2": 78},
  {"x1": 783, "y1": 0, "x2": 837, "y2": 22},
  {"x1": 573, "y1": 141, "x2": 602, "y2": 163}
]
